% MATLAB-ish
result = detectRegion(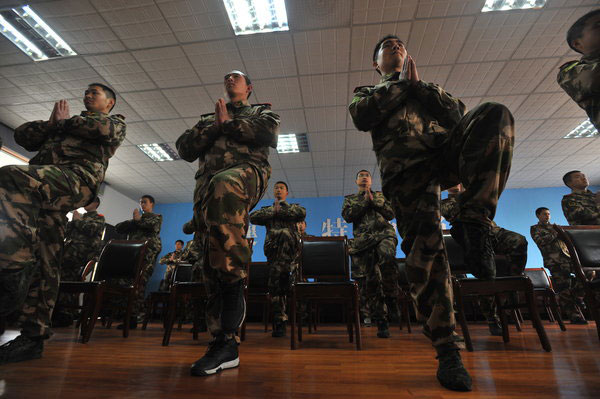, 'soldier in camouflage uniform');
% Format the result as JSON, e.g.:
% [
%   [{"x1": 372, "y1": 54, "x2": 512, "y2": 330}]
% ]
[
  {"x1": 177, "y1": 70, "x2": 279, "y2": 376},
  {"x1": 342, "y1": 170, "x2": 399, "y2": 338},
  {"x1": 158, "y1": 239, "x2": 184, "y2": 291},
  {"x1": 530, "y1": 207, "x2": 587, "y2": 324},
  {"x1": 441, "y1": 184, "x2": 528, "y2": 336},
  {"x1": 114, "y1": 194, "x2": 162, "y2": 329},
  {"x1": 561, "y1": 170, "x2": 600, "y2": 226},
  {"x1": 0, "y1": 84, "x2": 125, "y2": 364},
  {"x1": 53, "y1": 197, "x2": 105, "y2": 326},
  {"x1": 349, "y1": 35, "x2": 515, "y2": 391},
  {"x1": 558, "y1": 9, "x2": 600, "y2": 131},
  {"x1": 250, "y1": 181, "x2": 306, "y2": 337}
]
